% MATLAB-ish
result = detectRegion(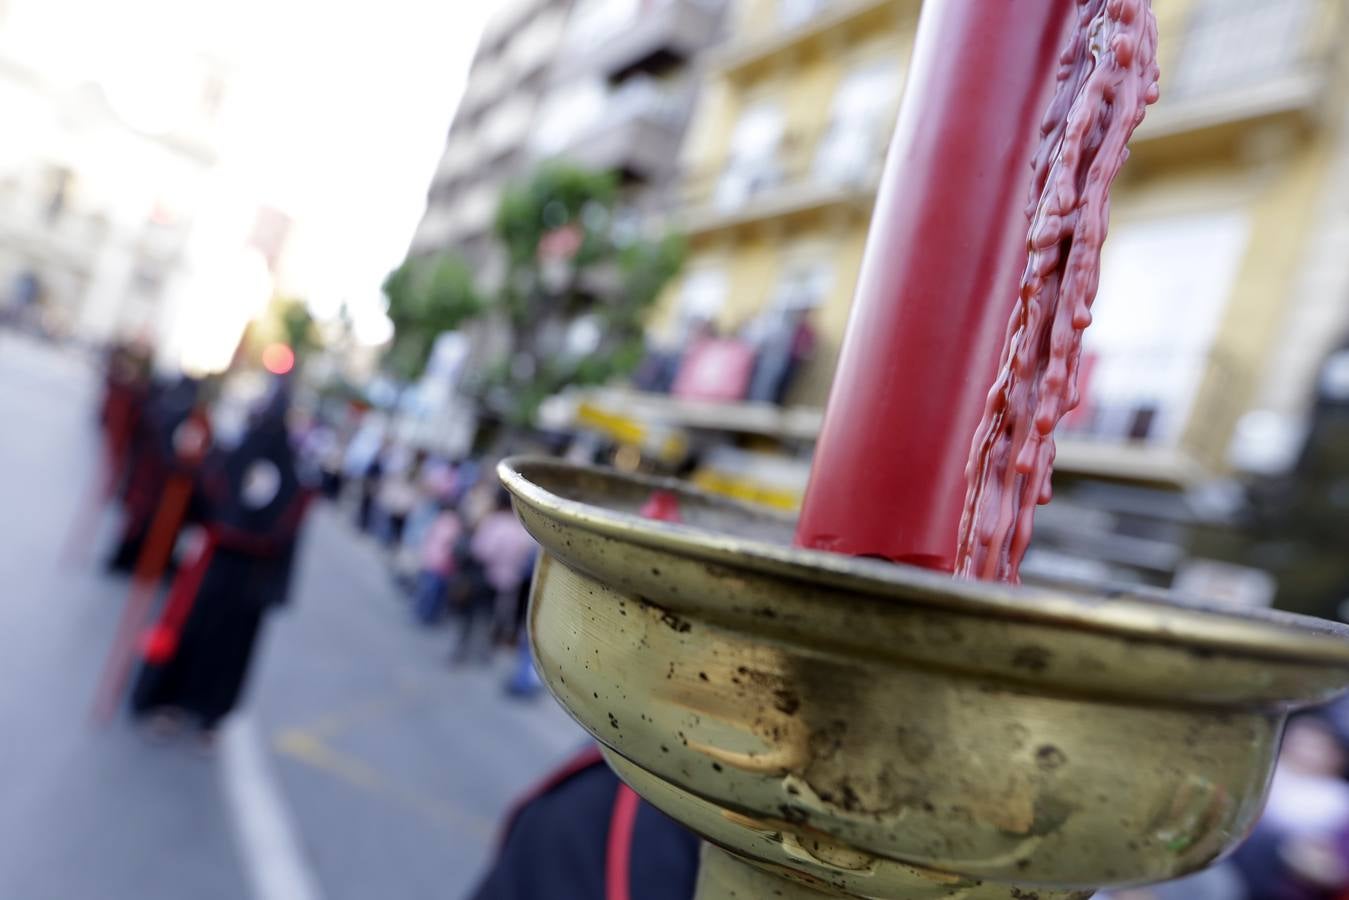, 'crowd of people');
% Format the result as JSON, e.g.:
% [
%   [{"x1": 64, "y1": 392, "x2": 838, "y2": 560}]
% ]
[
  {"x1": 92, "y1": 341, "x2": 547, "y2": 746},
  {"x1": 92, "y1": 336, "x2": 705, "y2": 900},
  {"x1": 91, "y1": 344, "x2": 698, "y2": 899},
  {"x1": 301, "y1": 424, "x2": 540, "y2": 676}
]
